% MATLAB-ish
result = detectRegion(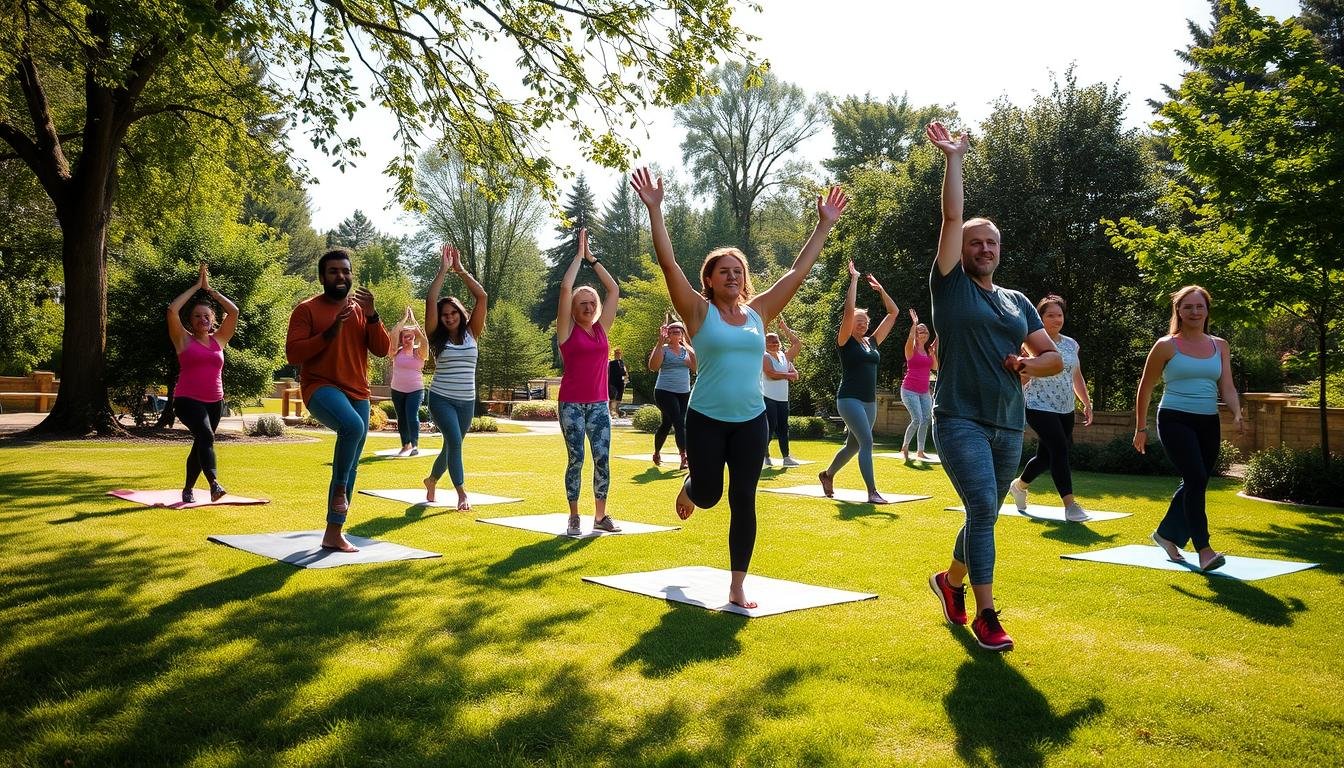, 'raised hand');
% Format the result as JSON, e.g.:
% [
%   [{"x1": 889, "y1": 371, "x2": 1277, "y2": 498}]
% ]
[
  {"x1": 925, "y1": 121, "x2": 969, "y2": 157},
  {"x1": 353, "y1": 286, "x2": 376, "y2": 314},
  {"x1": 630, "y1": 167, "x2": 664, "y2": 209},
  {"x1": 908, "y1": 307, "x2": 918, "y2": 324},
  {"x1": 817, "y1": 185, "x2": 848, "y2": 227},
  {"x1": 659, "y1": 324, "x2": 669, "y2": 342},
  {"x1": 778, "y1": 314, "x2": 791, "y2": 333},
  {"x1": 198, "y1": 262, "x2": 210, "y2": 290},
  {"x1": 578, "y1": 227, "x2": 593, "y2": 263},
  {"x1": 865, "y1": 273, "x2": 885, "y2": 293},
  {"x1": 441, "y1": 244, "x2": 460, "y2": 273},
  {"x1": 847, "y1": 259, "x2": 859, "y2": 279}
]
